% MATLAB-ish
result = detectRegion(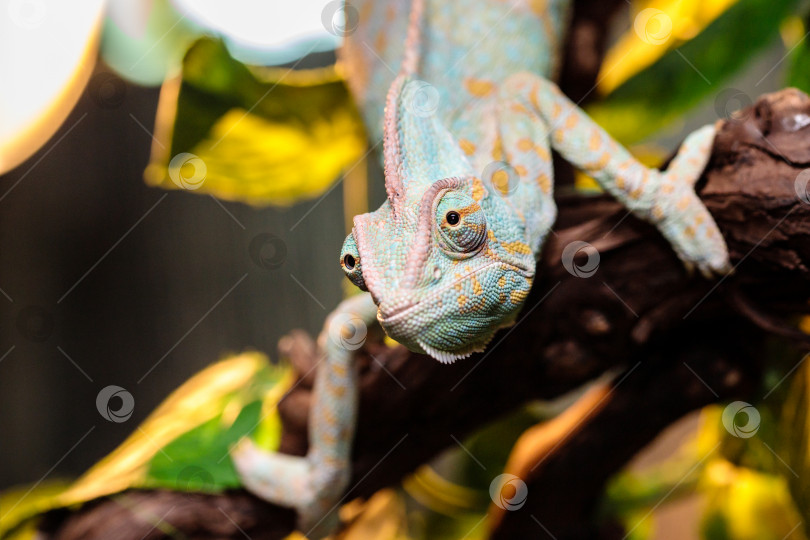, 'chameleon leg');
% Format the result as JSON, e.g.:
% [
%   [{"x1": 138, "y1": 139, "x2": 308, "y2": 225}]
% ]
[
  {"x1": 505, "y1": 72, "x2": 730, "y2": 276},
  {"x1": 231, "y1": 292, "x2": 378, "y2": 537}
]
